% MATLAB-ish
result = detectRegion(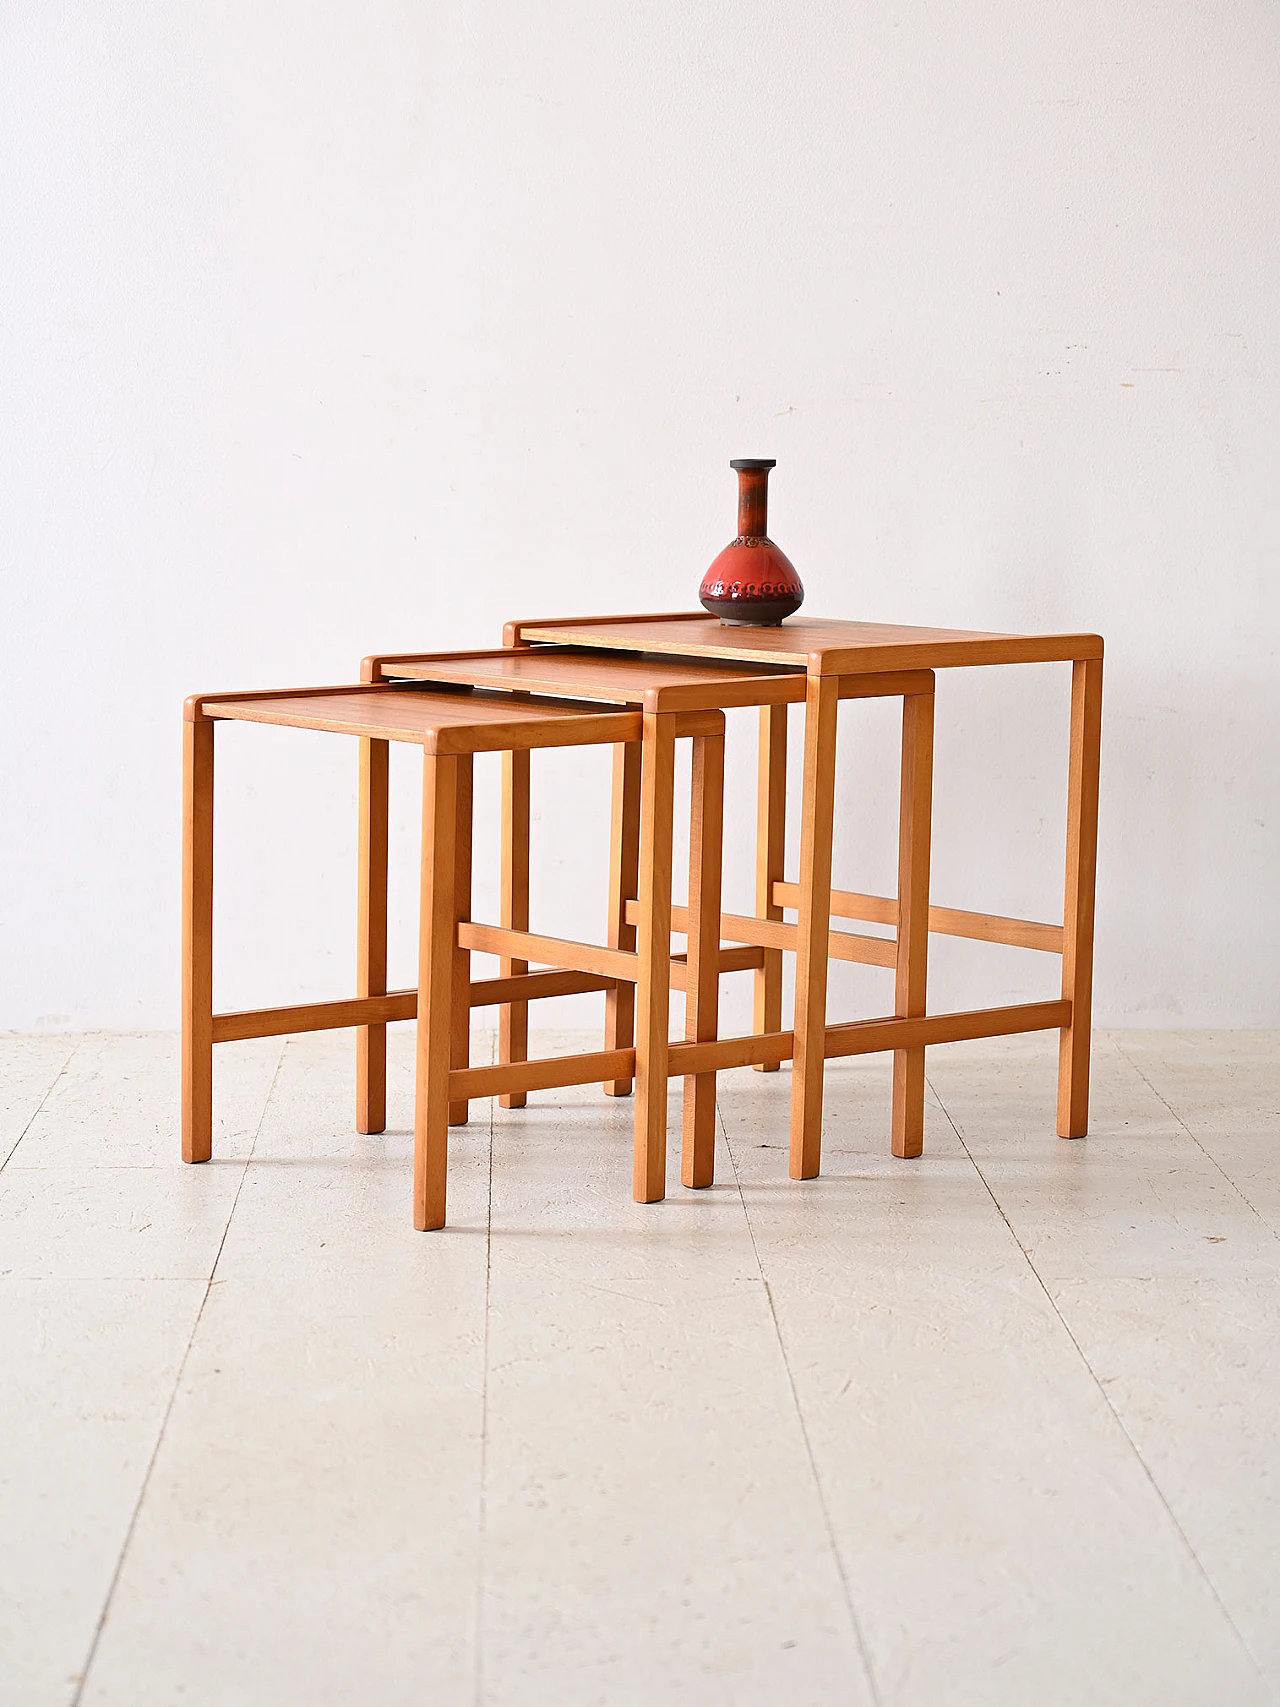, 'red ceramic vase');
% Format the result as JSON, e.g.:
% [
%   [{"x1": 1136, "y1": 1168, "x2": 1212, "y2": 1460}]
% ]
[{"x1": 699, "y1": 458, "x2": 803, "y2": 626}]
